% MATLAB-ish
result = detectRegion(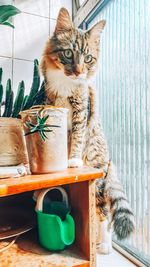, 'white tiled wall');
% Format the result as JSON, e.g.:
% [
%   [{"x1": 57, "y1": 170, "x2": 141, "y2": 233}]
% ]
[{"x1": 0, "y1": 0, "x2": 72, "y2": 94}]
